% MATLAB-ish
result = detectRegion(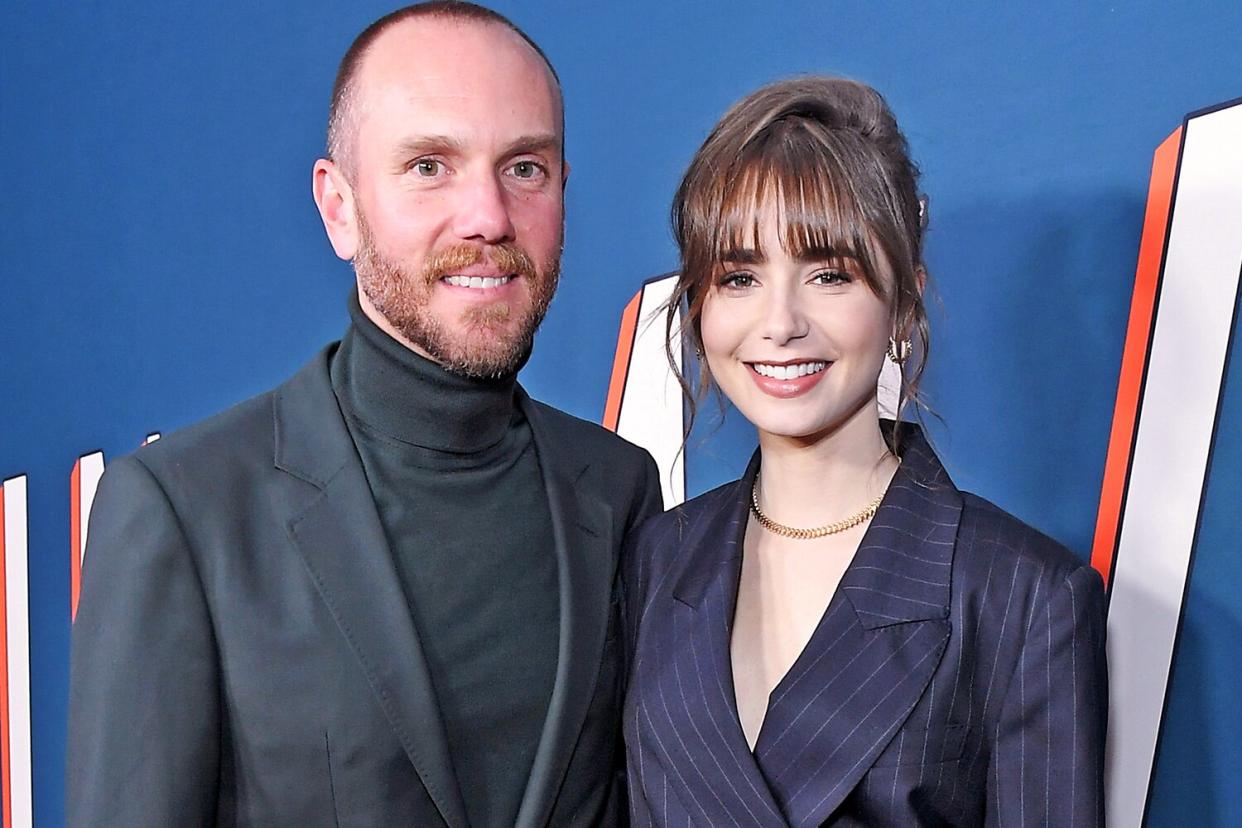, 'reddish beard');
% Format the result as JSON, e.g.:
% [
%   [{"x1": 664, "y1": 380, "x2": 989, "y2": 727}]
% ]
[{"x1": 352, "y1": 215, "x2": 560, "y2": 378}]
